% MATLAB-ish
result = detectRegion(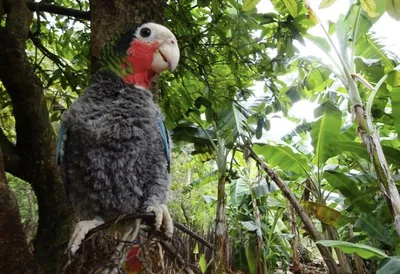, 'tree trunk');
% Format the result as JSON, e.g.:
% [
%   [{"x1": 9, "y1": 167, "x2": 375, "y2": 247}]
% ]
[
  {"x1": 90, "y1": 0, "x2": 166, "y2": 74},
  {"x1": 0, "y1": 147, "x2": 34, "y2": 273},
  {"x1": 289, "y1": 203, "x2": 301, "y2": 274},
  {"x1": 0, "y1": 0, "x2": 74, "y2": 273},
  {"x1": 214, "y1": 174, "x2": 228, "y2": 273}
]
